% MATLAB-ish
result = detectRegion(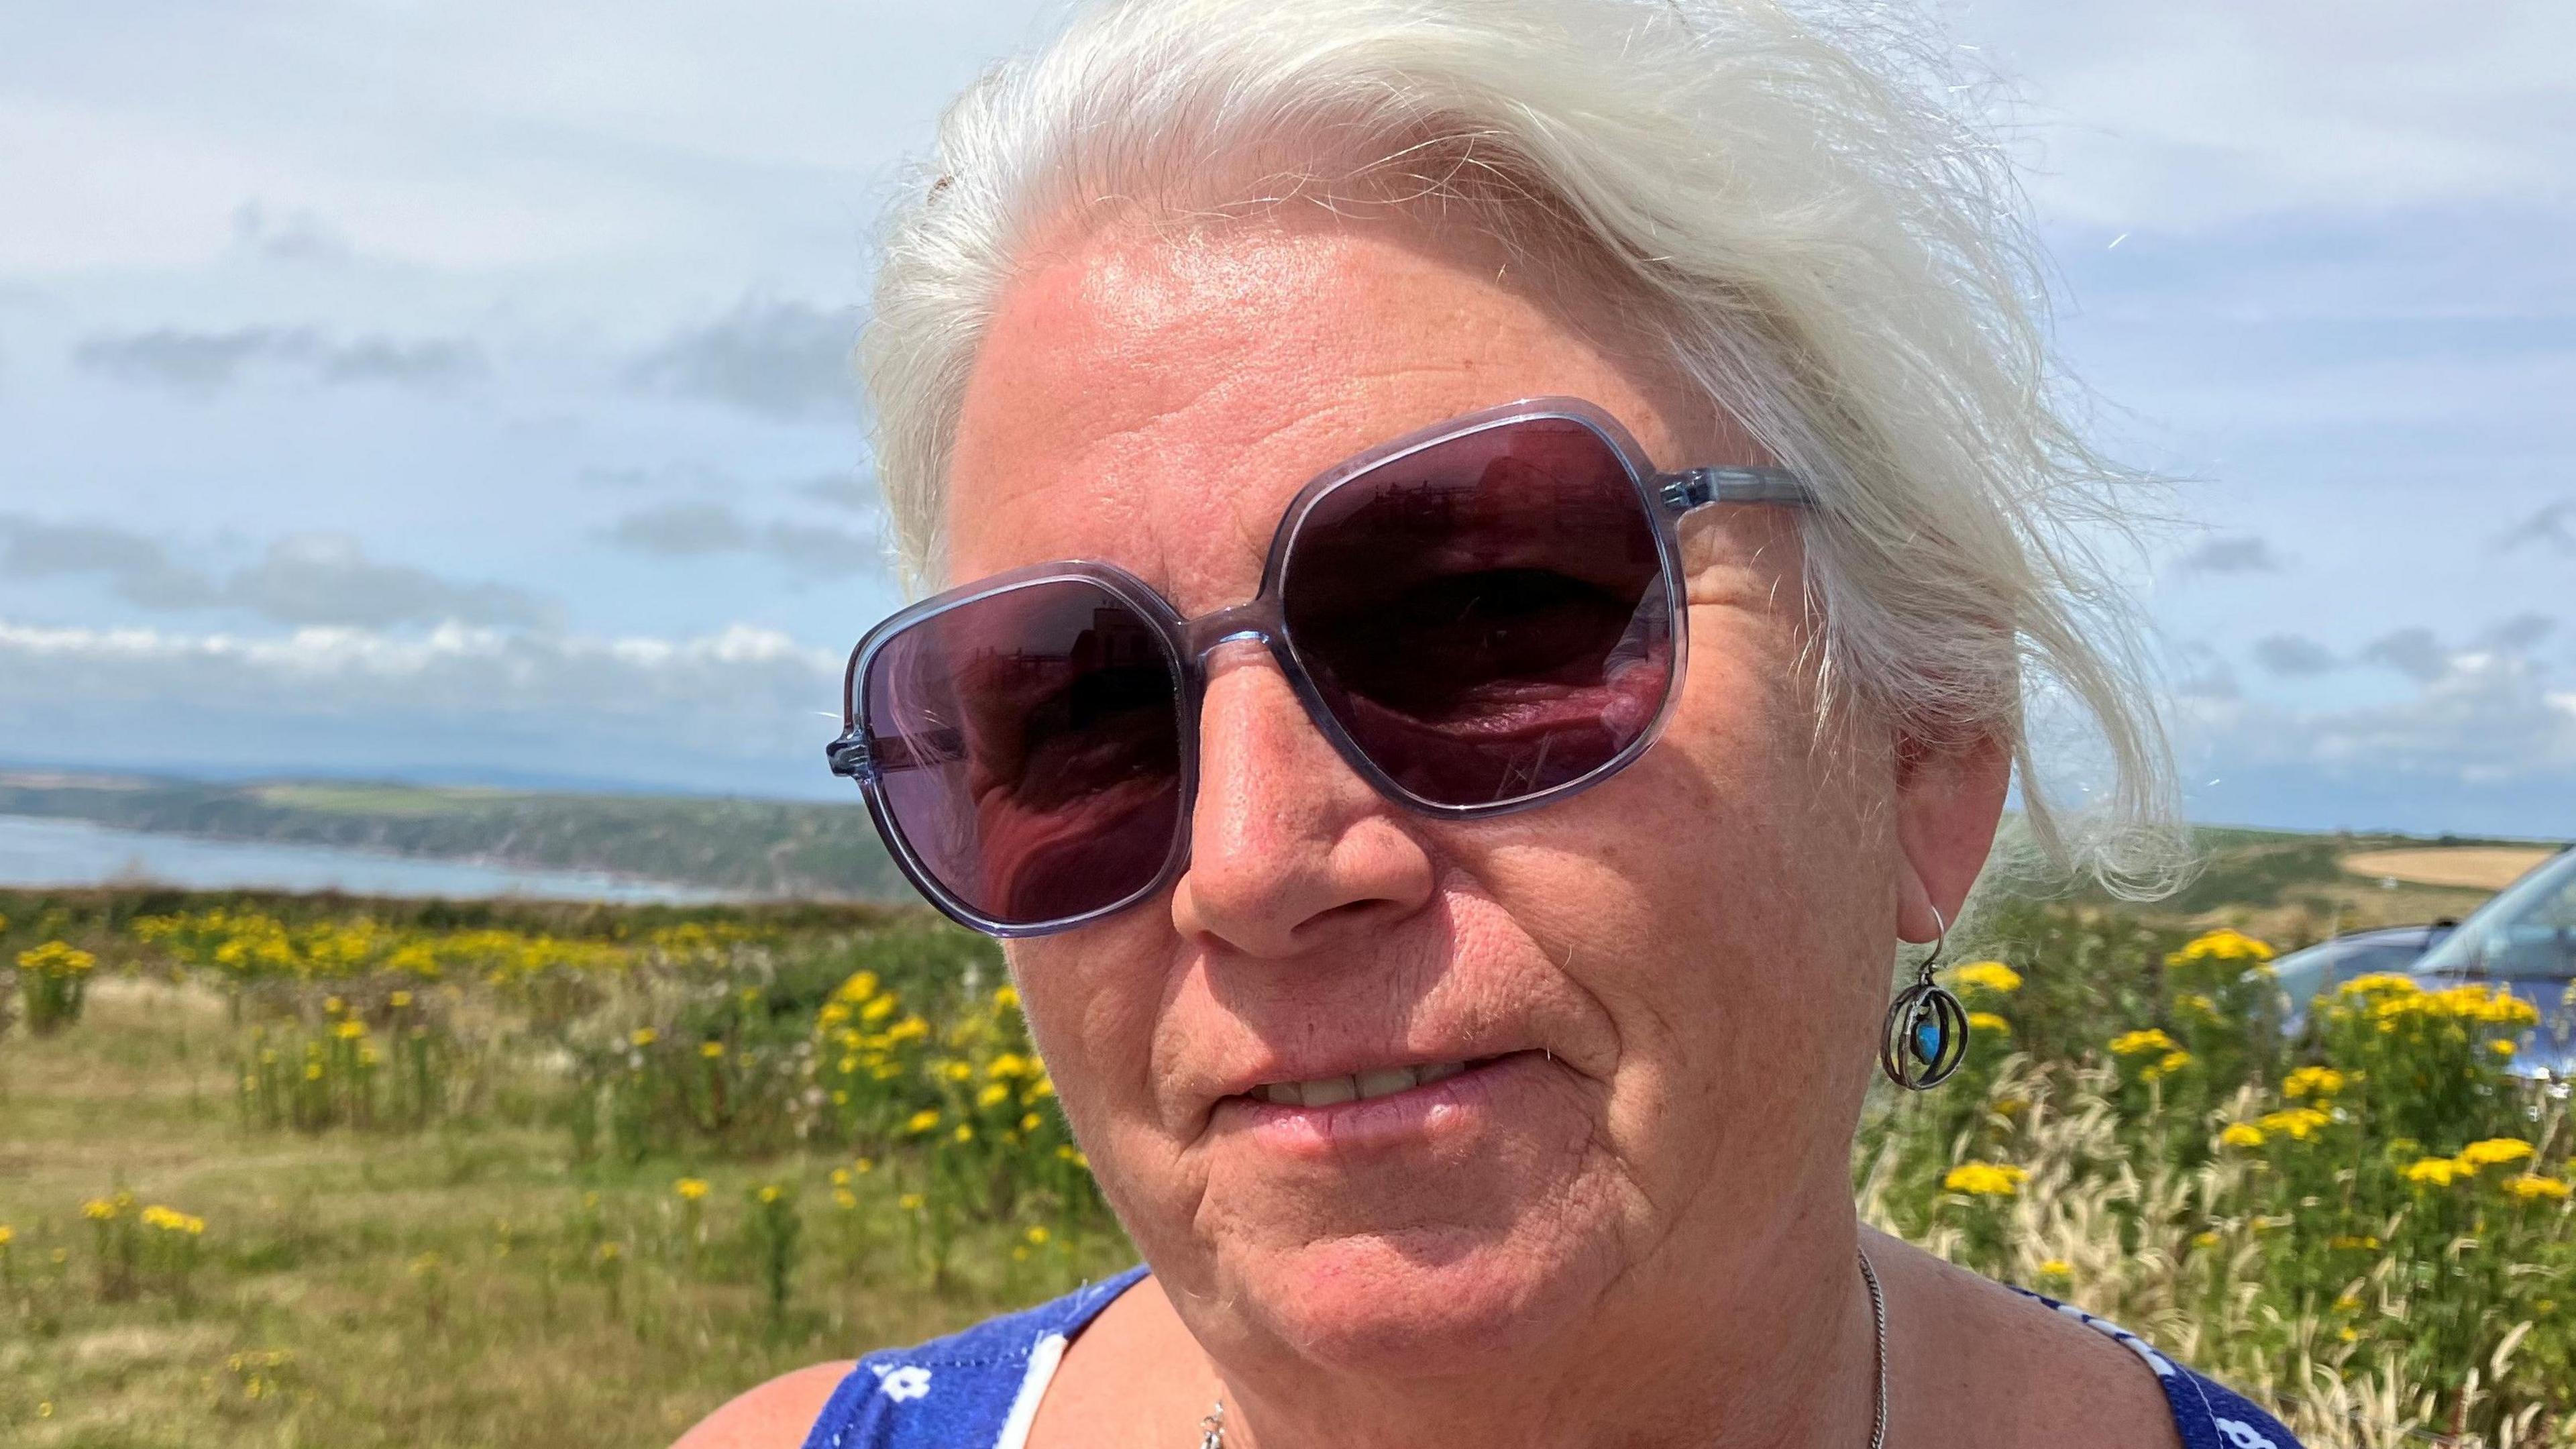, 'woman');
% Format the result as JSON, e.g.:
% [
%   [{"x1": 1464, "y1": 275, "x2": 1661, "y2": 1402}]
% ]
[{"x1": 686, "y1": 1, "x2": 2303, "y2": 1446}]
